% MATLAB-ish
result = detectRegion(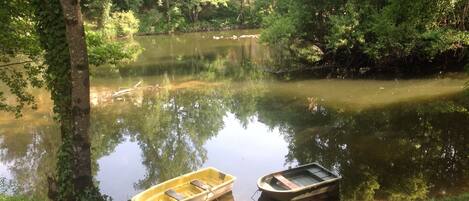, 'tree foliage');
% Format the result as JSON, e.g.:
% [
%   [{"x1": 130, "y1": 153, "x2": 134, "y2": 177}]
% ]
[
  {"x1": 86, "y1": 24, "x2": 141, "y2": 67},
  {"x1": 0, "y1": 1, "x2": 141, "y2": 116},
  {"x1": 103, "y1": 0, "x2": 262, "y2": 33},
  {"x1": 0, "y1": 0, "x2": 44, "y2": 116},
  {"x1": 260, "y1": 0, "x2": 469, "y2": 69}
]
